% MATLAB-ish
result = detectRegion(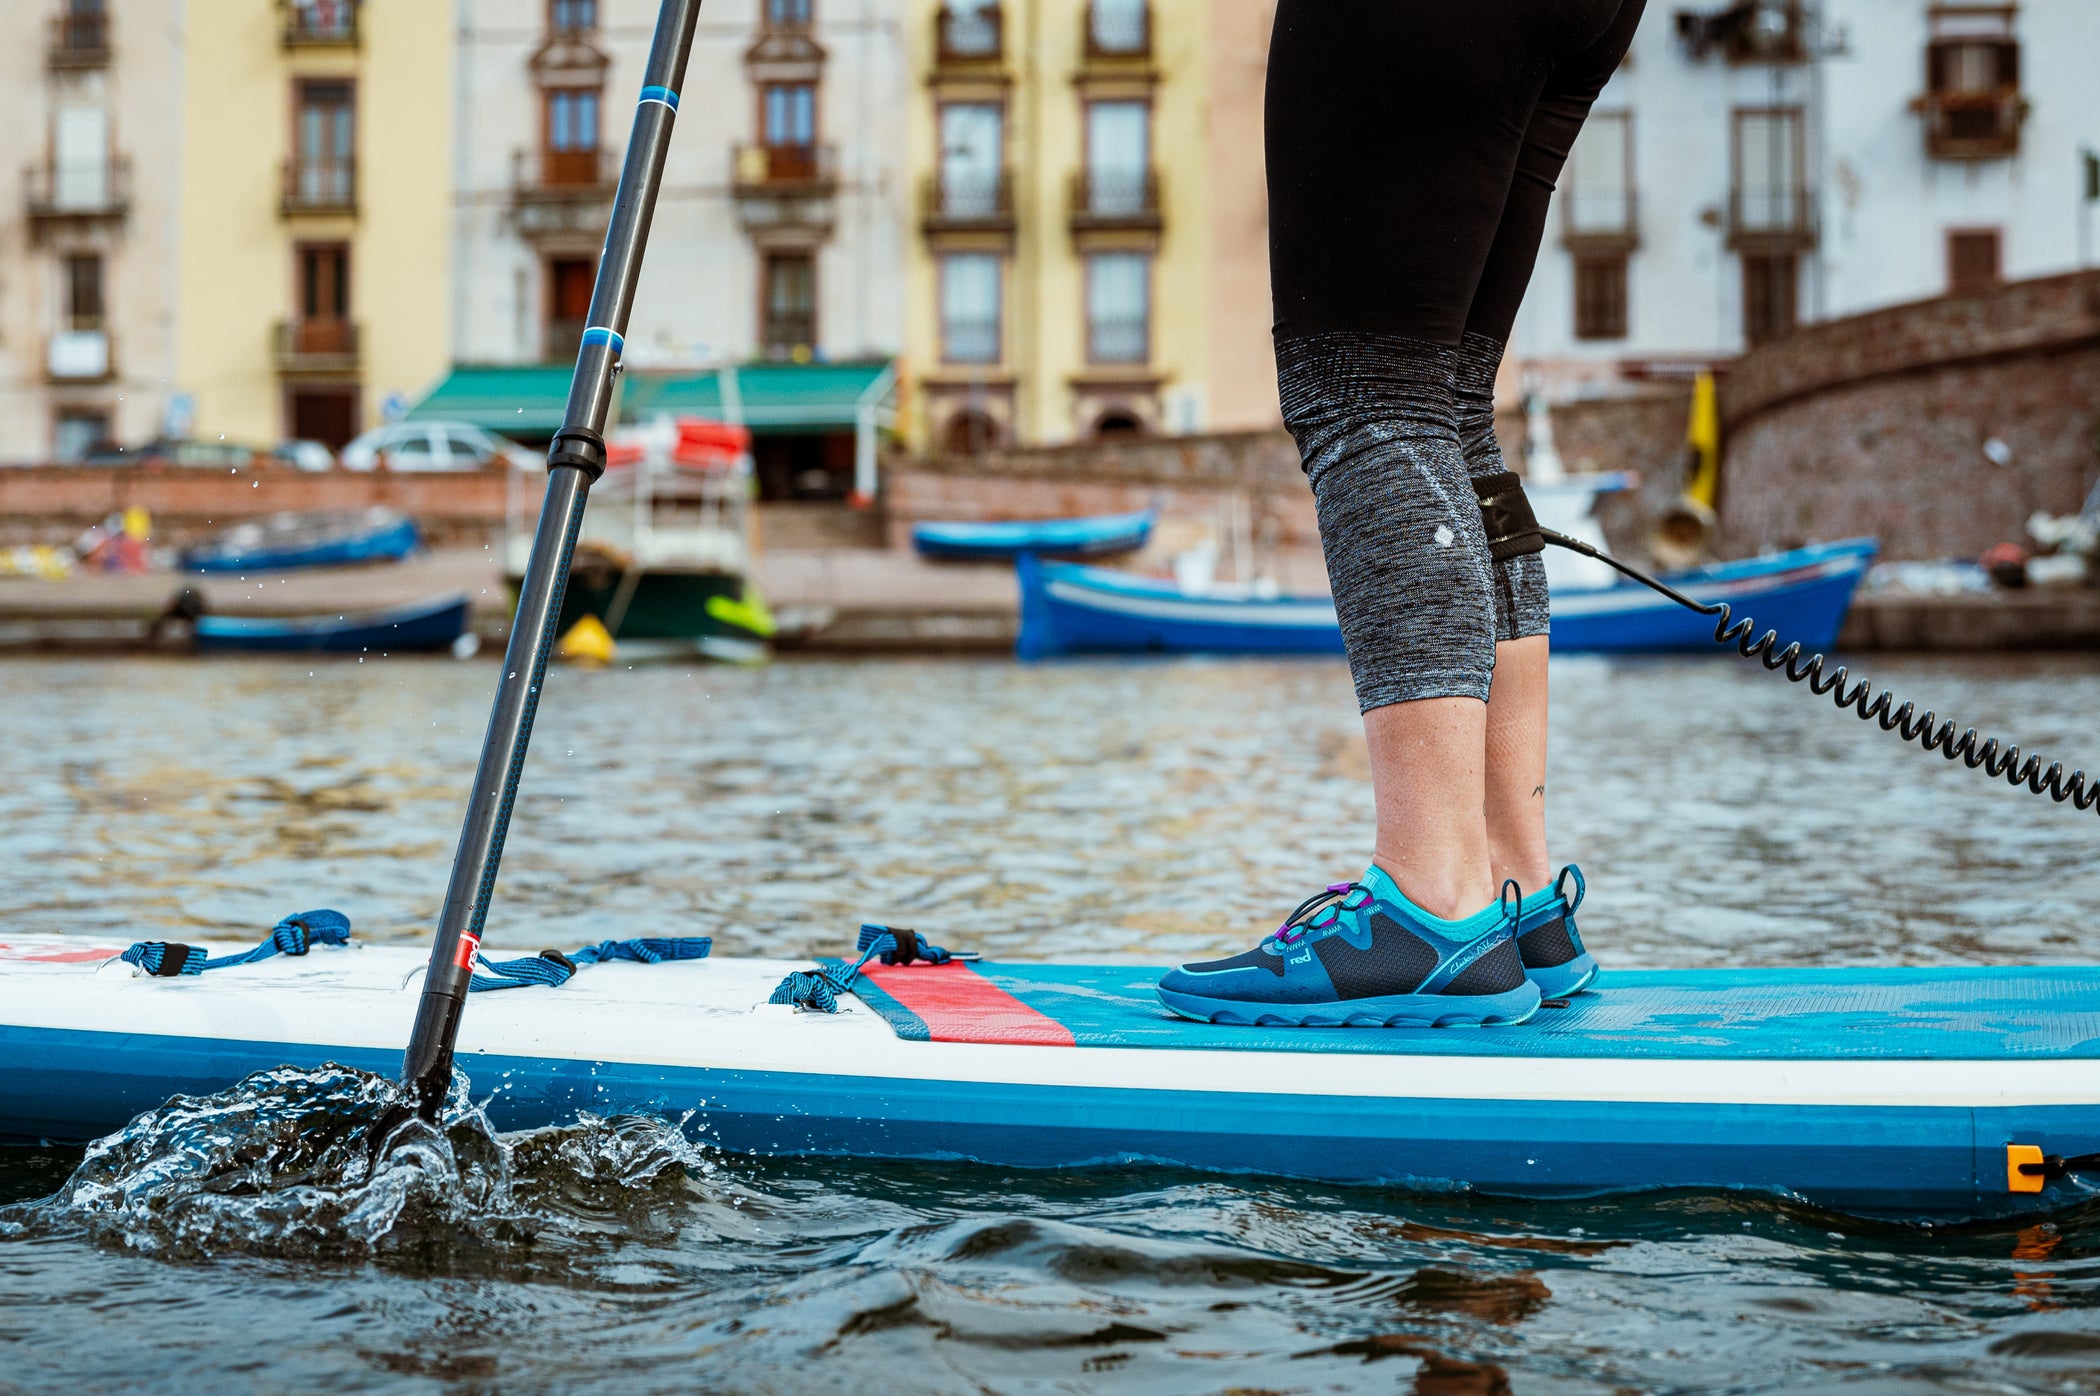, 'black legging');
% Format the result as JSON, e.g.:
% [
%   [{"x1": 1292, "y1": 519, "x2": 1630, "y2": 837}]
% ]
[{"x1": 1265, "y1": 0, "x2": 1646, "y2": 711}]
